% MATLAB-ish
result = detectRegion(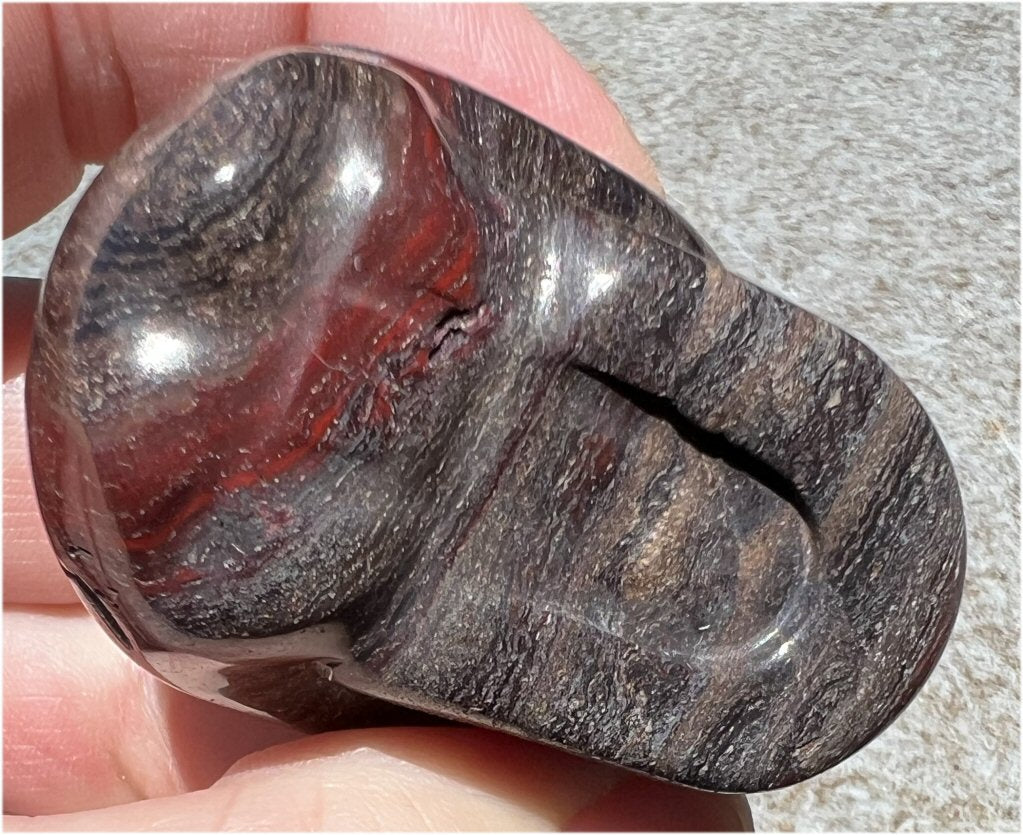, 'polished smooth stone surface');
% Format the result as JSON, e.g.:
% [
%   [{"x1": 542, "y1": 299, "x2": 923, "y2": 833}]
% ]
[{"x1": 27, "y1": 46, "x2": 965, "y2": 792}]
